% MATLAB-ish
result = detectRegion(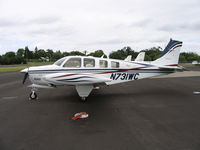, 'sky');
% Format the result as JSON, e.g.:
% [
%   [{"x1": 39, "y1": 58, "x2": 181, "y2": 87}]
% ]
[{"x1": 0, "y1": 0, "x2": 200, "y2": 55}]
